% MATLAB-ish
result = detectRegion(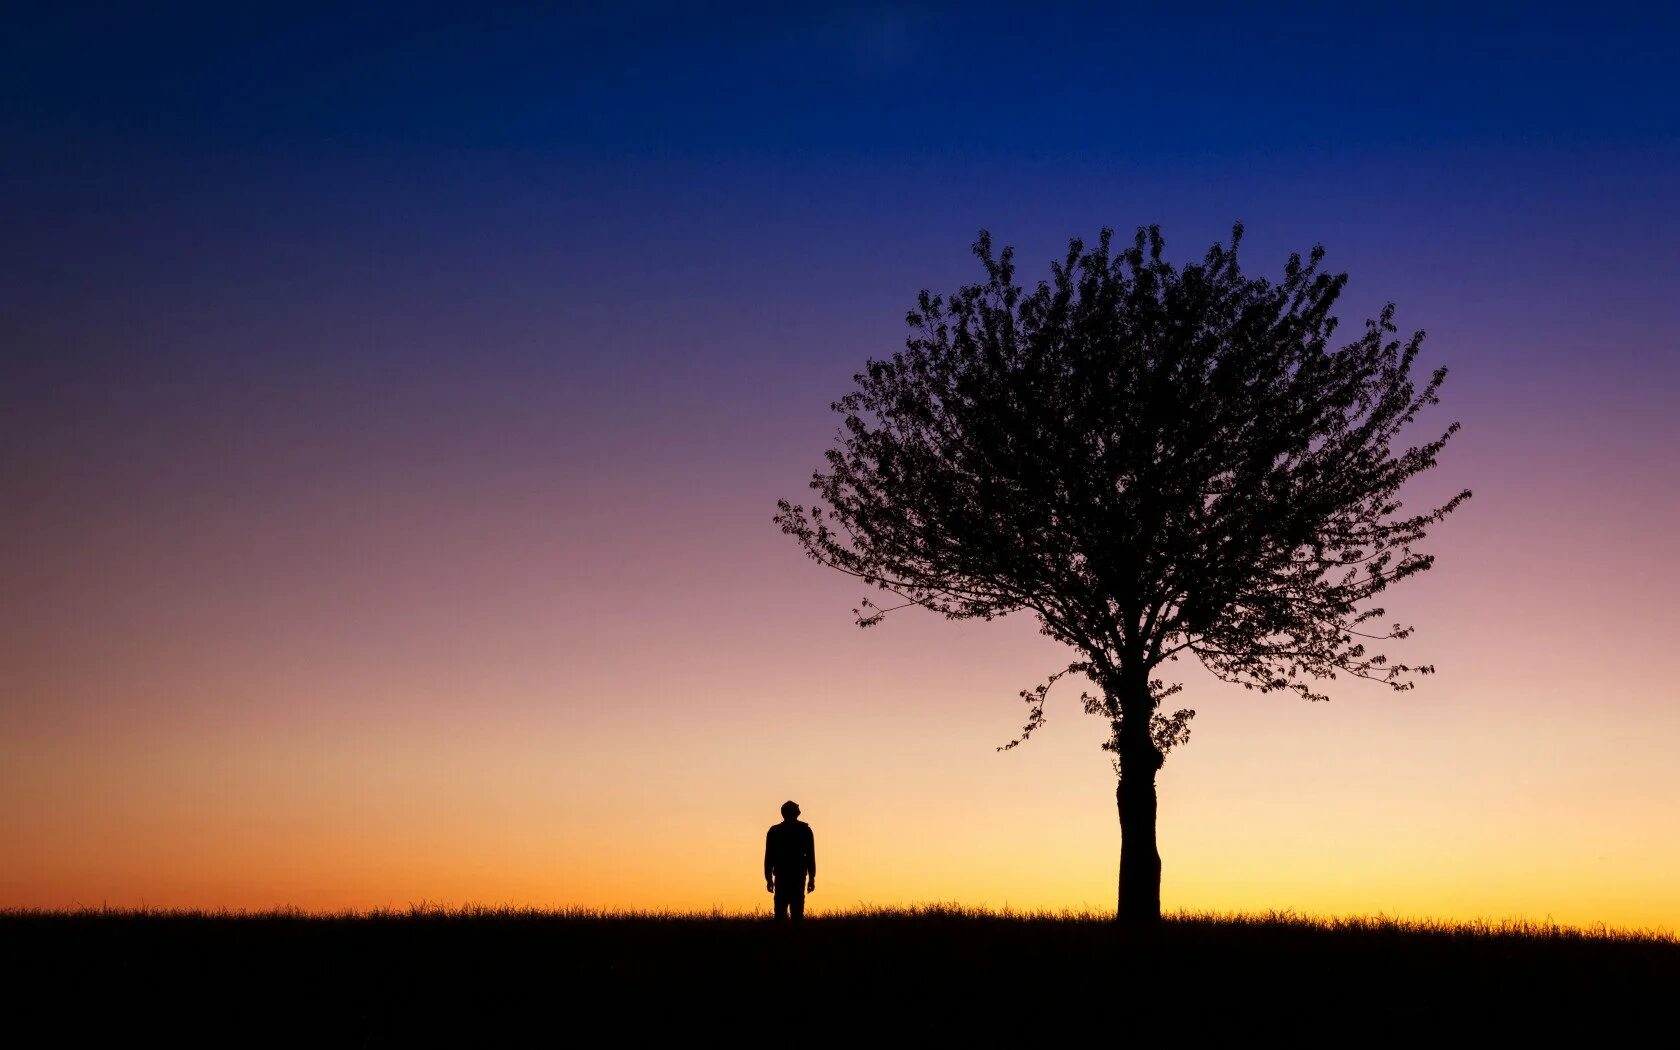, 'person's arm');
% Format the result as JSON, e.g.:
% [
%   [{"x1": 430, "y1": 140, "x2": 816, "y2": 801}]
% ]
[
  {"x1": 806, "y1": 826, "x2": 816, "y2": 889},
  {"x1": 764, "y1": 829, "x2": 775, "y2": 891}
]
